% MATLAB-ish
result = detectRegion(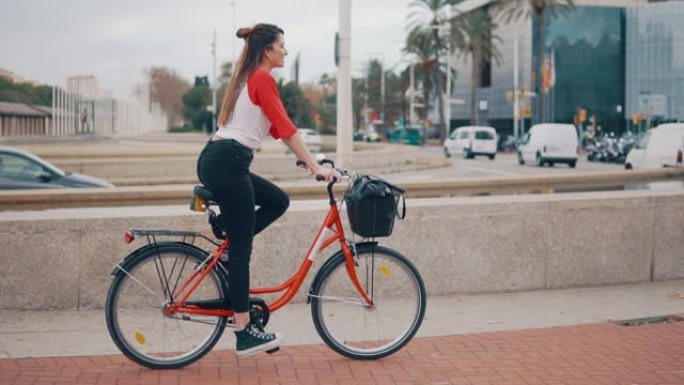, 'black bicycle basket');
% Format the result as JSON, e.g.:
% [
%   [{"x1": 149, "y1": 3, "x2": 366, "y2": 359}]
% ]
[{"x1": 344, "y1": 174, "x2": 406, "y2": 238}]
